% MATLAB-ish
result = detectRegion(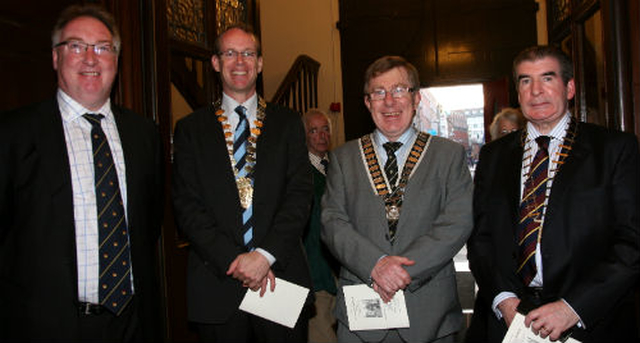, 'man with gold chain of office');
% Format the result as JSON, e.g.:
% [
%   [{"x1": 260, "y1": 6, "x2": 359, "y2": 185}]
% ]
[
  {"x1": 172, "y1": 24, "x2": 313, "y2": 342},
  {"x1": 321, "y1": 55, "x2": 473, "y2": 343}
]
